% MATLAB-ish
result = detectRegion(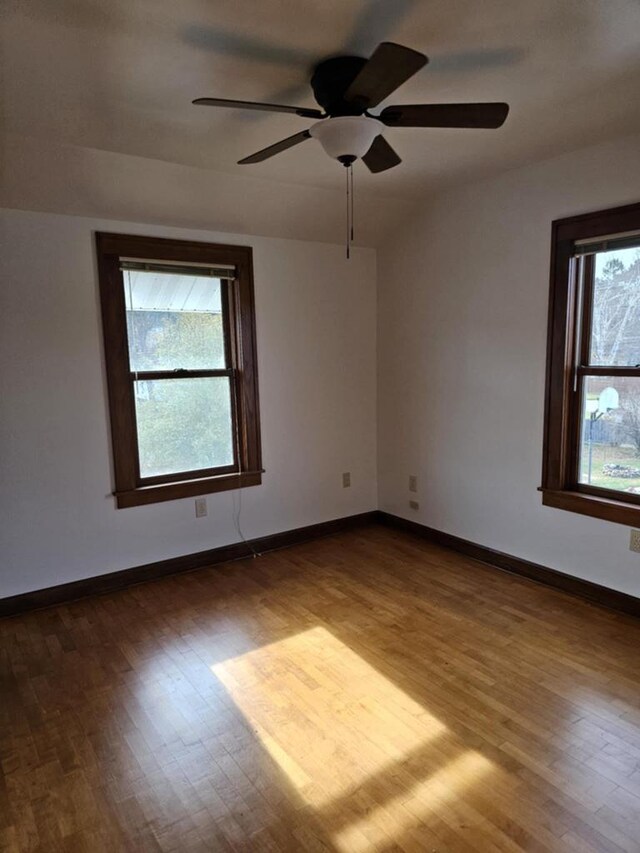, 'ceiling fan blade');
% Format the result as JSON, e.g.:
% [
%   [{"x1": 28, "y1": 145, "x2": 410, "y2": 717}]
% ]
[
  {"x1": 193, "y1": 97, "x2": 322, "y2": 119},
  {"x1": 380, "y1": 102, "x2": 509, "y2": 128},
  {"x1": 344, "y1": 42, "x2": 427, "y2": 108},
  {"x1": 362, "y1": 135, "x2": 401, "y2": 173},
  {"x1": 238, "y1": 130, "x2": 312, "y2": 164}
]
